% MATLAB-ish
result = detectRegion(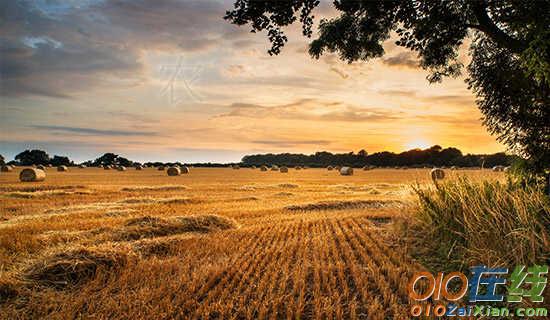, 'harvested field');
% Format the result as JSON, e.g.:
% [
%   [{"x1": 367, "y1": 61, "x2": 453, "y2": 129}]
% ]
[{"x1": 0, "y1": 167, "x2": 506, "y2": 318}]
